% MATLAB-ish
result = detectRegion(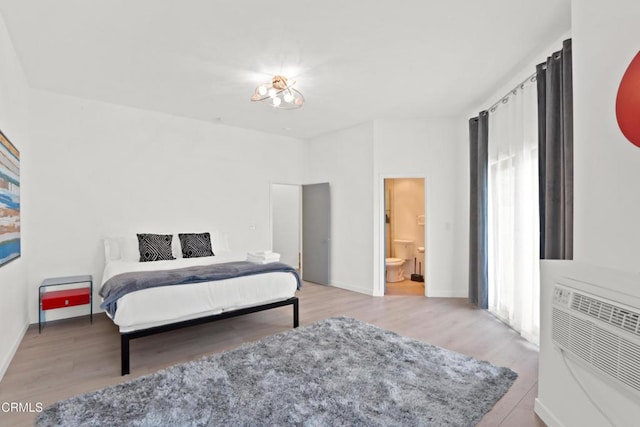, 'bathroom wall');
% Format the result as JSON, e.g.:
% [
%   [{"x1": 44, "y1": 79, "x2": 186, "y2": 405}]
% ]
[{"x1": 386, "y1": 178, "x2": 425, "y2": 279}]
